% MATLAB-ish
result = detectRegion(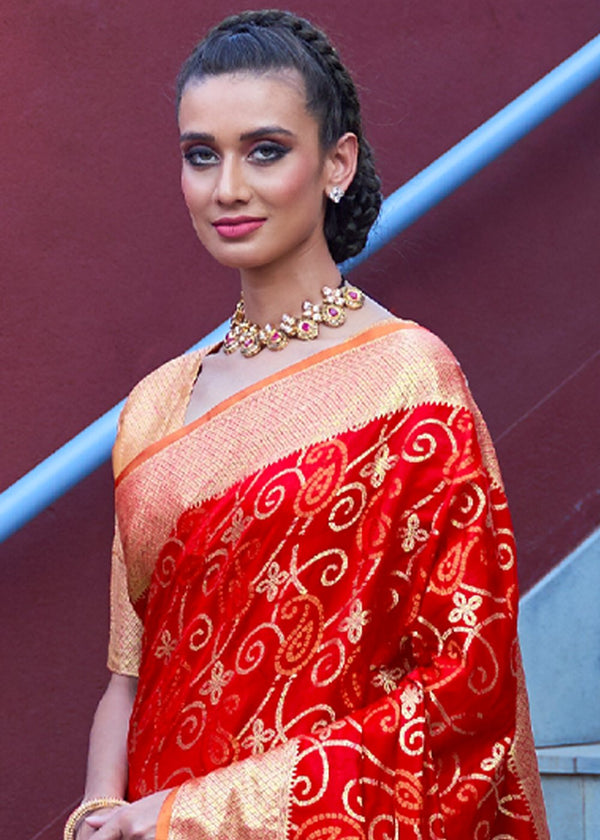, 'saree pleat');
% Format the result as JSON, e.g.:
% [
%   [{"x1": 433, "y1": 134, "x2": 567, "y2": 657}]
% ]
[{"x1": 108, "y1": 321, "x2": 548, "y2": 839}]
